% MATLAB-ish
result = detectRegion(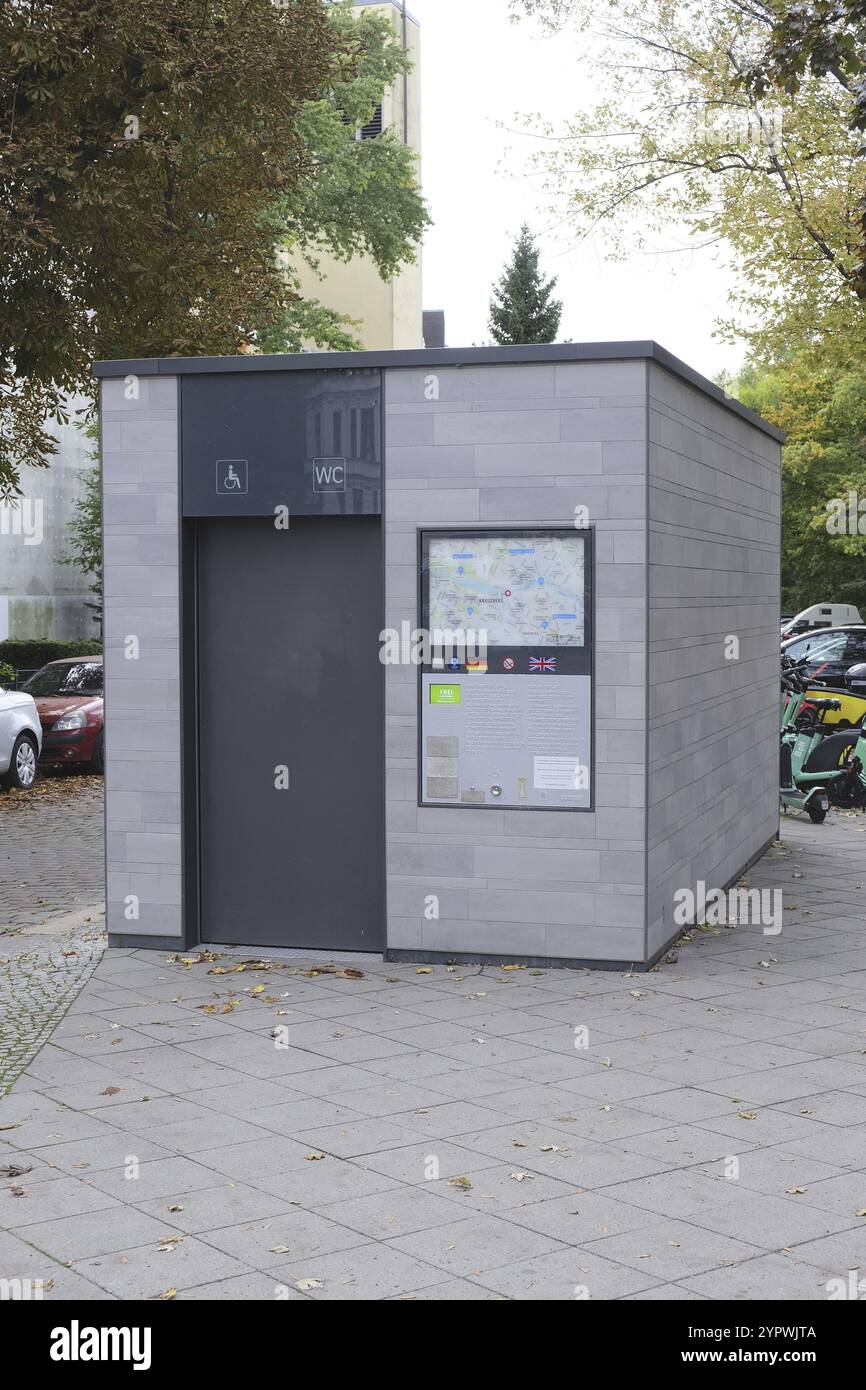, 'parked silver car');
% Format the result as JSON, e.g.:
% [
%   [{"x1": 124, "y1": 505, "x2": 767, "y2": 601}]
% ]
[{"x1": 0, "y1": 686, "x2": 42, "y2": 790}]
